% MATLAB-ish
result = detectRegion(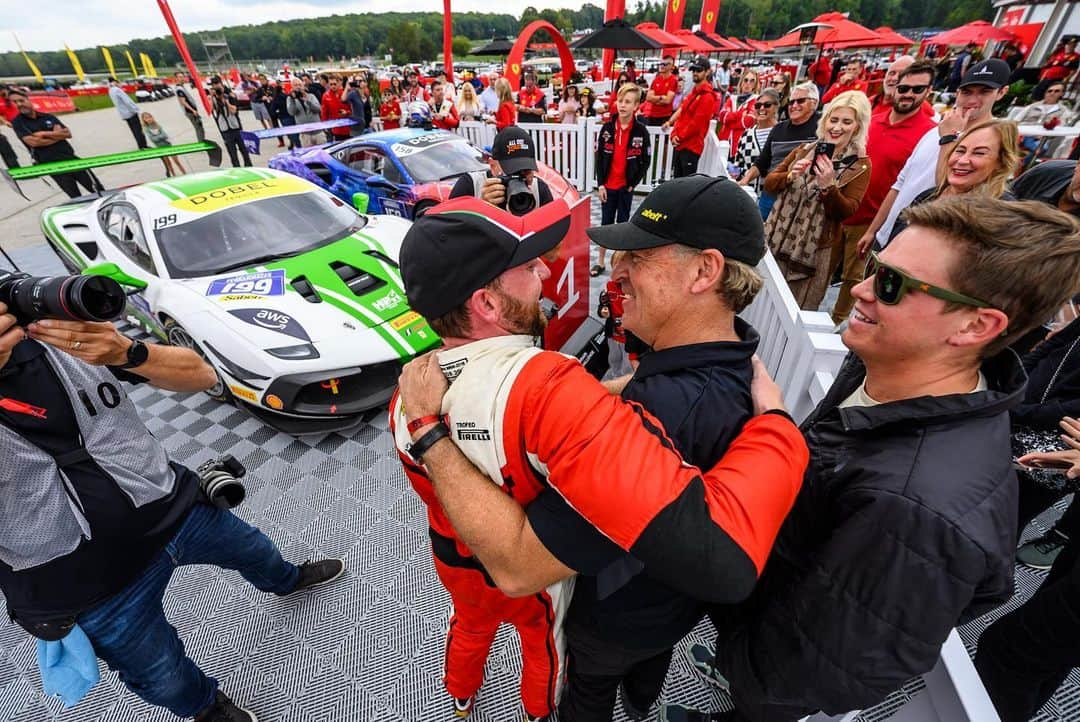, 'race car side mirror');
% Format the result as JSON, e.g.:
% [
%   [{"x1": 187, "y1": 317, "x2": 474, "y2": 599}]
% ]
[
  {"x1": 83, "y1": 262, "x2": 148, "y2": 291},
  {"x1": 352, "y1": 192, "x2": 370, "y2": 214}
]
